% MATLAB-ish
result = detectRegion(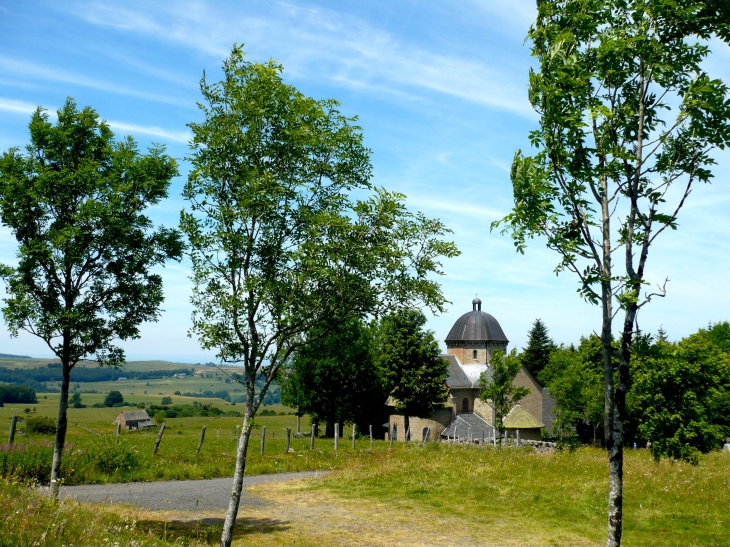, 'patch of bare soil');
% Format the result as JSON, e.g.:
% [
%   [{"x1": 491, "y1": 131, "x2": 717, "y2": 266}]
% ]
[{"x1": 117, "y1": 478, "x2": 601, "y2": 547}]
